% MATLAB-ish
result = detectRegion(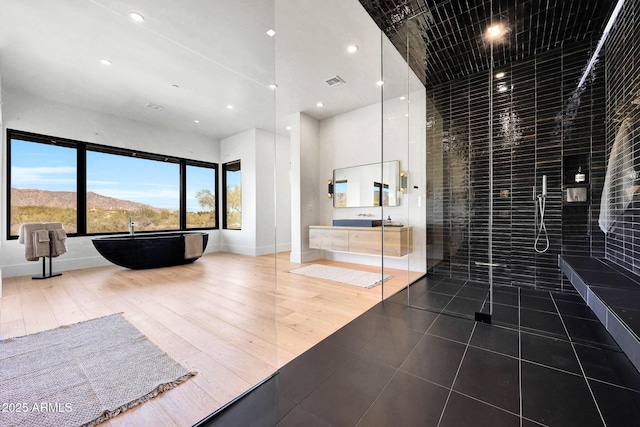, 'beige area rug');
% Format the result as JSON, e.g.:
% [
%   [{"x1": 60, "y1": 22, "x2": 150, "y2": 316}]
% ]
[
  {"x1": 0, "y1": 313, "x2": 195, "y2": 427},
  {"x1": 289, "y1": 264, "x2": 391, "y2": 289}
]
